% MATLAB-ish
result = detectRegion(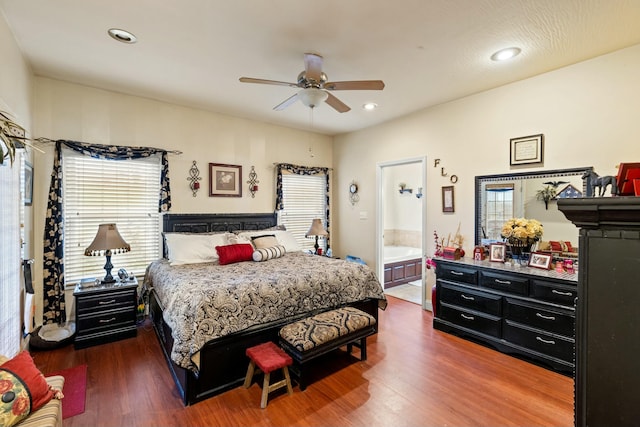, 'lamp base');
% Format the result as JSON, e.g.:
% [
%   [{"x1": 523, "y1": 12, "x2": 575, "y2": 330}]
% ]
[{"x1": 102, "y1": 252, "x2": 116, "y2": 284}]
